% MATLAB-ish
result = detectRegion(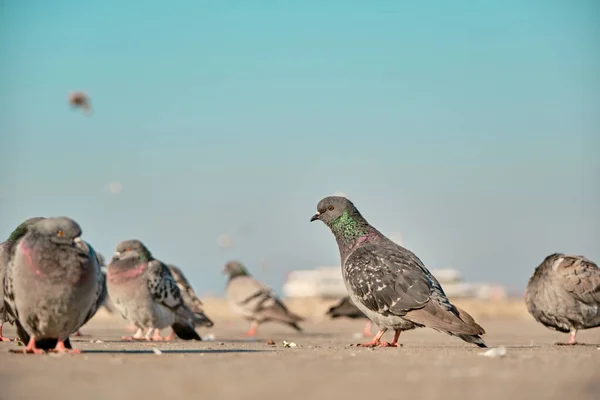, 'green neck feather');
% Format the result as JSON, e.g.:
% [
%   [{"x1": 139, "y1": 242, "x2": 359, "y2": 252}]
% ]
[{"x1": 329, "y1": 211, "x2": 370, "y2": 240}]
